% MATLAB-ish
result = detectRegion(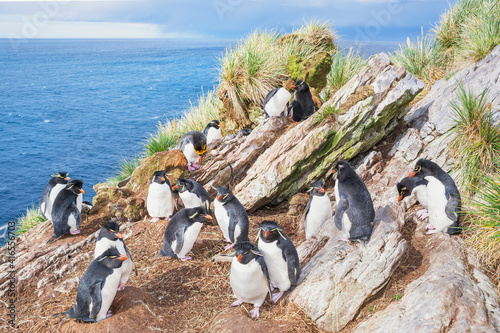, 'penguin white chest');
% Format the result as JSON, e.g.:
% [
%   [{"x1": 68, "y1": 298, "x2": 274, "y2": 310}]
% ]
[
  {"x1": 46, "y1": 183, "x2": 66, "y2": 220},
  {"x1": 214, "y1": 200, "x2": 230, "y2": 241},
  {"x1": 95, "y1": 268, "x2": 121, "y2": 322},
  {"x1": 305, "y1": 195, "x2": 332, "y2": 239},
  {"x1": 147, "y1": 183, "x2": 174, "y2": 218},
  {"x1": 94, "y1": 238, "x2": 132, "y2": 285},
  {"x1": 335, "y1": 180, "x2": 352, "y2": 237},
  {"x1": 206, "y1": 127, "x2": 221, "y2": 145},
  {"x1": 266, "y1": 88, "x2": 291, "y2": 117},
  {"x1": 67, "y1": 210, "x2": 79, "y2": 232},
  {"x1": 175, "y1": 222, "x2": 203, "y2": 258},
  {"x1": 230, "y1": 259, "x2": 268, "y2": 307},
  {"x1": 413, "y1": 184, "x2": 428, "y2": 207},
  {"x1": 179, "y1": 191, "x2": 202, "y2": 209},
  {"x1": 426, "y1": 176, "x2": 452, "y2": 232},
  {"x1": 258, "y1": 239, "x2": 290, "y2": 291},
  {"x1": 182, "y1": 142, "x2": 200, "y2": 164}
]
